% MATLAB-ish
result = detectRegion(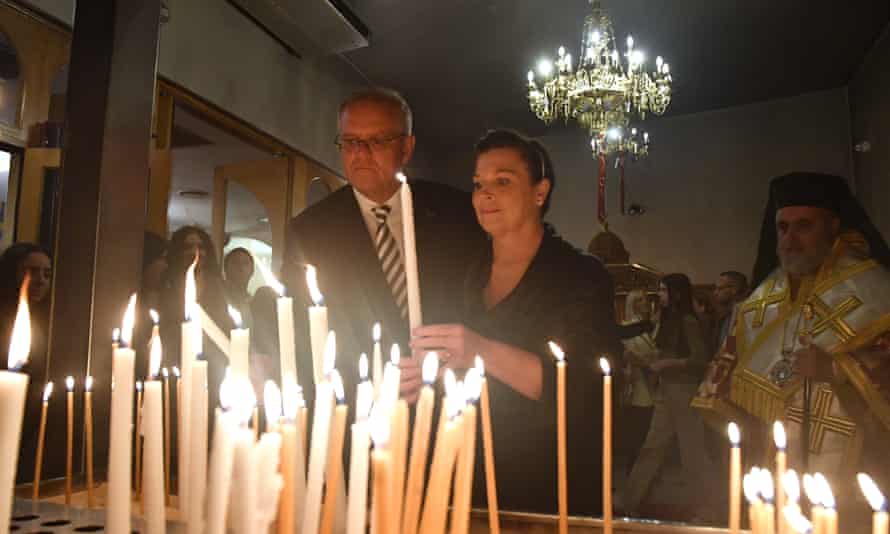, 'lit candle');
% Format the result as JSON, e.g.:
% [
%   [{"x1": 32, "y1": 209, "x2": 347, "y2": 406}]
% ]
[
  {"x1": 418, "y1": 371, "x2": 463, "y2": 534},
  {"x1": 32, "y1": 382, "x2": 52, "y2": 501},
  {"x1": 321, "y1": 372, "x2": 348, "y2": 534},
  {"x1": 451, "y1": 368, "x2": 481, "y2": 534},
  {"x1": 744, "y1": 471, "x2": 762, "y2": 534},
  {"x1": 187, "y1": 351, "x2": 209, "y2": 534},
  {"x1": 475, "y1": 357, "x2": 500, "y2": 534},
  {"x1": 784, "y1": 506, "x2": 814, "y2": 534},
  {"x1": 65, "y1": 375, "x2": 74, "y2": 505},
  {"x1": 372, "y1": 323, "x2": 383, "y2": 398},
  {"x1": 600, "y1": 357, "x2": 613, "y2": 534},
  {"x1": 549, "y1": 341, "x2": 568, "y2": 534},
  {"x1": 229, "y1": 375, "x2": 259, "y2": 534},
  {"x1": 179, "y1": 257, "x2": 200, "y2": 513},
  {"x1": 347, "y1": 358, "x2": 373, "y2": 534},
  {"x1": 396, "y1": 172, "x2": 423, "y2": 330},
  {"x1": 302, "y1": 331, "x2": 337, "y2": 534},
  {"x1": 108, "y1": 293, "x2": 137, "y2": 533},
  {"x1": 306, "y1": 265, "x2": 328, "y2": 385},
  {"x1": 254, "y1": 429, "x2": 284, "y2": 534},
  {"x1": 815, "y1": 474, "x2": 837, "y2": 534},
  {"x1": 135, "y1": 380, "x2": 144, "y2": 502},
  {"x1": 142, "y1": 330, "x2": 166, "y2": 534},
  {"x1": 206, "y1": 371, "x2": 249, "y2": 534},
  {"x1": 390, "y1": 349, "x2": 409, "y2": 528},
  {"x1": 256, "y1": 261, "x2": 298, "y2": 387},
  {"x1": 84, "y1": 375, "x2": 95, "y2": 507},
  {"x1": 228, "y1": 306, "x2": 249, "y2": 379},
  {"x1": 402, "y1": 353, "x2": 439, "y2": 534},
  {"x1": 782, "y1": 470, "x2": 802, "y2": 534},
  {"x1": 0, "y1": 280, "x2": 30, "y2": 534},
  {"x1": 760, "y1": 468, "x2": 777, "y2": 534},
  {"x1": 858, "y1": 473, "x2": 889, "y2": 534},
  {"x1": 279, "y1": 377, "x2": 307, "y2": 534},
  {"x1": 775, "y1": 422, "x2": 788, "y2": 534},
  {"x1": 729, "y1": 422, "x2": 742, "y2": 534},
  {"x1": 803, "y1": 474, "x2": 823, "y2": 534},
  {"x1": 371, "y1": 405, "x2": 395, "y2": 534},
  {"x1": 162, "y1": 367, "x2": 171, "y2": 504}
]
